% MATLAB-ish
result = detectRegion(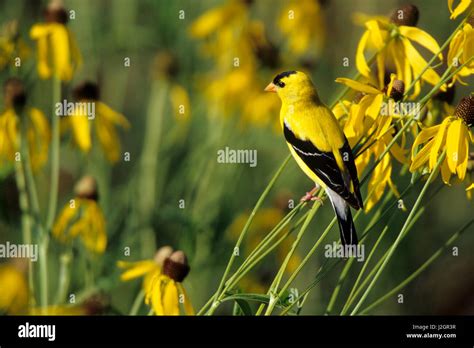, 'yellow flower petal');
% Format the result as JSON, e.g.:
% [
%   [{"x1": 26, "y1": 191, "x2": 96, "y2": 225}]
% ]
[
  {"x1": 463, "y1": 24, "x2": 474, "y2": 68},
  {"x1": 335, "y1": 78, "x2": 380, "y2": 94},
  {"x1": 366, "y1": 20, "x2": 385, "y2": 50},
  {"x1": 399, "y1": 26, "x2": 442, "y2": 60},
  {"x1": 412, "y1": 125, "x2": 440, "y2": 158},
  {"x1": 449, "y1": 0, "x2": 472, "y2": 19},
  {"x1": 446, "y1": 119, "x2": 463, "y2": 172},
  {"x1": 356, "y1": 31, "x2": 371, "y2": 77},
  {"x1": 69, "y1": 112, "x2": 91, "y2": 153},
  {"x1": 456, "y1": 123, "x2": 469, "y2": 180},
  {"x1": 410, "y1": 138, "x2": 435, "y2": 171},
  {"x1": 162, "y1": 281, "x2": 180, "y2": 315},
  {"x1": 118, "y1": 260, "x2": 157, "y2": 281},
  {"x1": 429, "y1": 117, "x2": 451, "y2": 170},
  {"x1": 403, "y1": 38, "x2": 442, "y2": 87},
  {"x1": 366, "y1": 93, "x2": 384, "y2": 120},
  {"x1": 177, "y1": 283, "x2": 194, "y2": 315}
]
